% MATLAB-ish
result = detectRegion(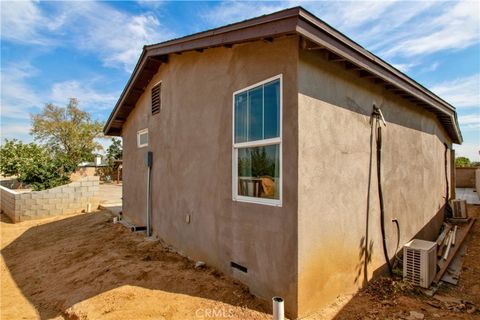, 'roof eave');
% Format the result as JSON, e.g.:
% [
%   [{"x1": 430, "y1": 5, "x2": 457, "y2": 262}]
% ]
[
  {"x1": 104, "y1": 48, "x2": 148, "y2": 136},
  {"x1": 104, "y1": 7, "x2": 463, "y2": 144}
]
